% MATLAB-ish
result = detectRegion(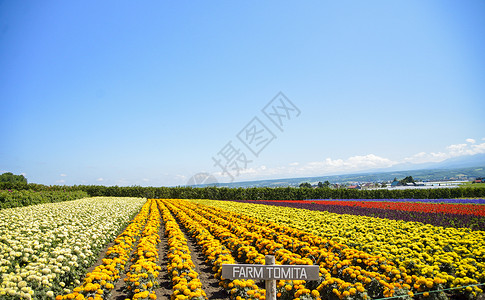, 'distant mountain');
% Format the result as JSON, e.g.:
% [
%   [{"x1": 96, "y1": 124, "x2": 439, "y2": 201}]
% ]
[
  {"x1": 190, "y1": 153, "x2": 485, "y2": 188},
  {"x1": 356, "y1": 153, "x2": 485, "y2": 174},
  {"x1": 432, "y1": 153, "x2": 485, "y2": 169}
]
